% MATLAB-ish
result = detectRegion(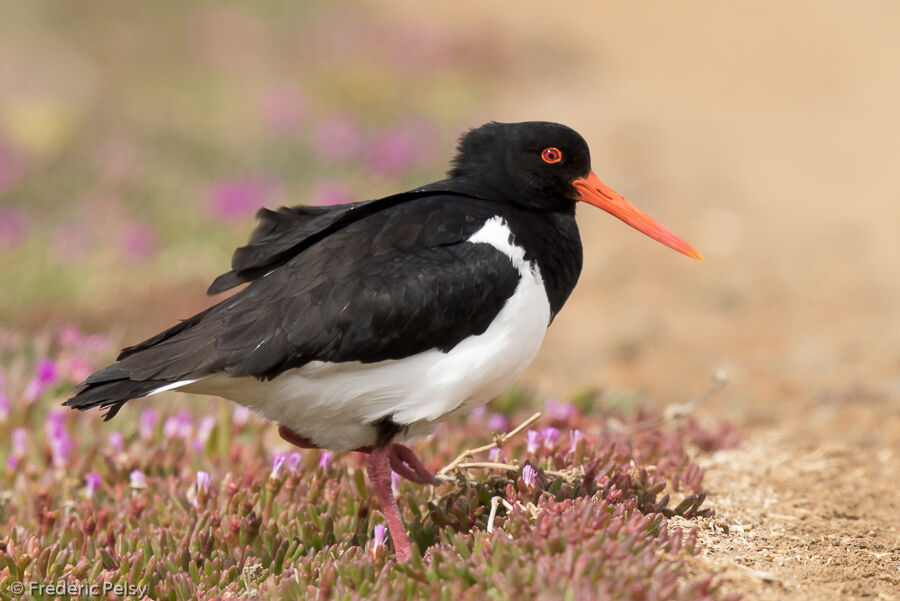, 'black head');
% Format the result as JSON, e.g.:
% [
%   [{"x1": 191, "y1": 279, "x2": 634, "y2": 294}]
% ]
[{"x1": 448, "y1": 121, "x2": 592, "y2": 211}]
